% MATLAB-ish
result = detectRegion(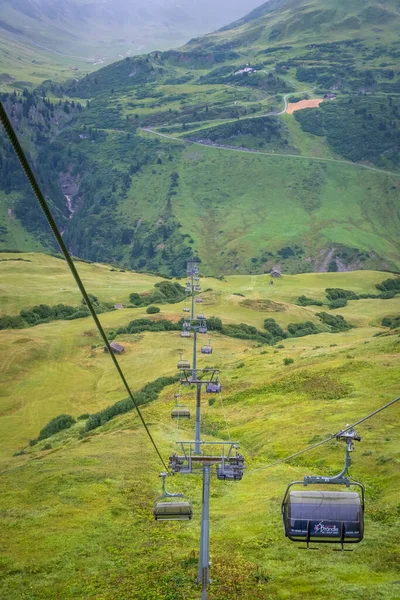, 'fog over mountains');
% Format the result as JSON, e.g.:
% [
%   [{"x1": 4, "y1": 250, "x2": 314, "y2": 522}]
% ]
[{"x1": 0, "y1": 0, "x2": 265, "y2": 55}]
